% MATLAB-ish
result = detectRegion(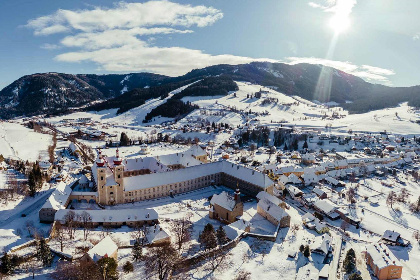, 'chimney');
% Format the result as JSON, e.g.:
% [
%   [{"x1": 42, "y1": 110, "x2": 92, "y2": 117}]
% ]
[{"x1": 234, "y1": 189, "x2": 241, "y2": 203}]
